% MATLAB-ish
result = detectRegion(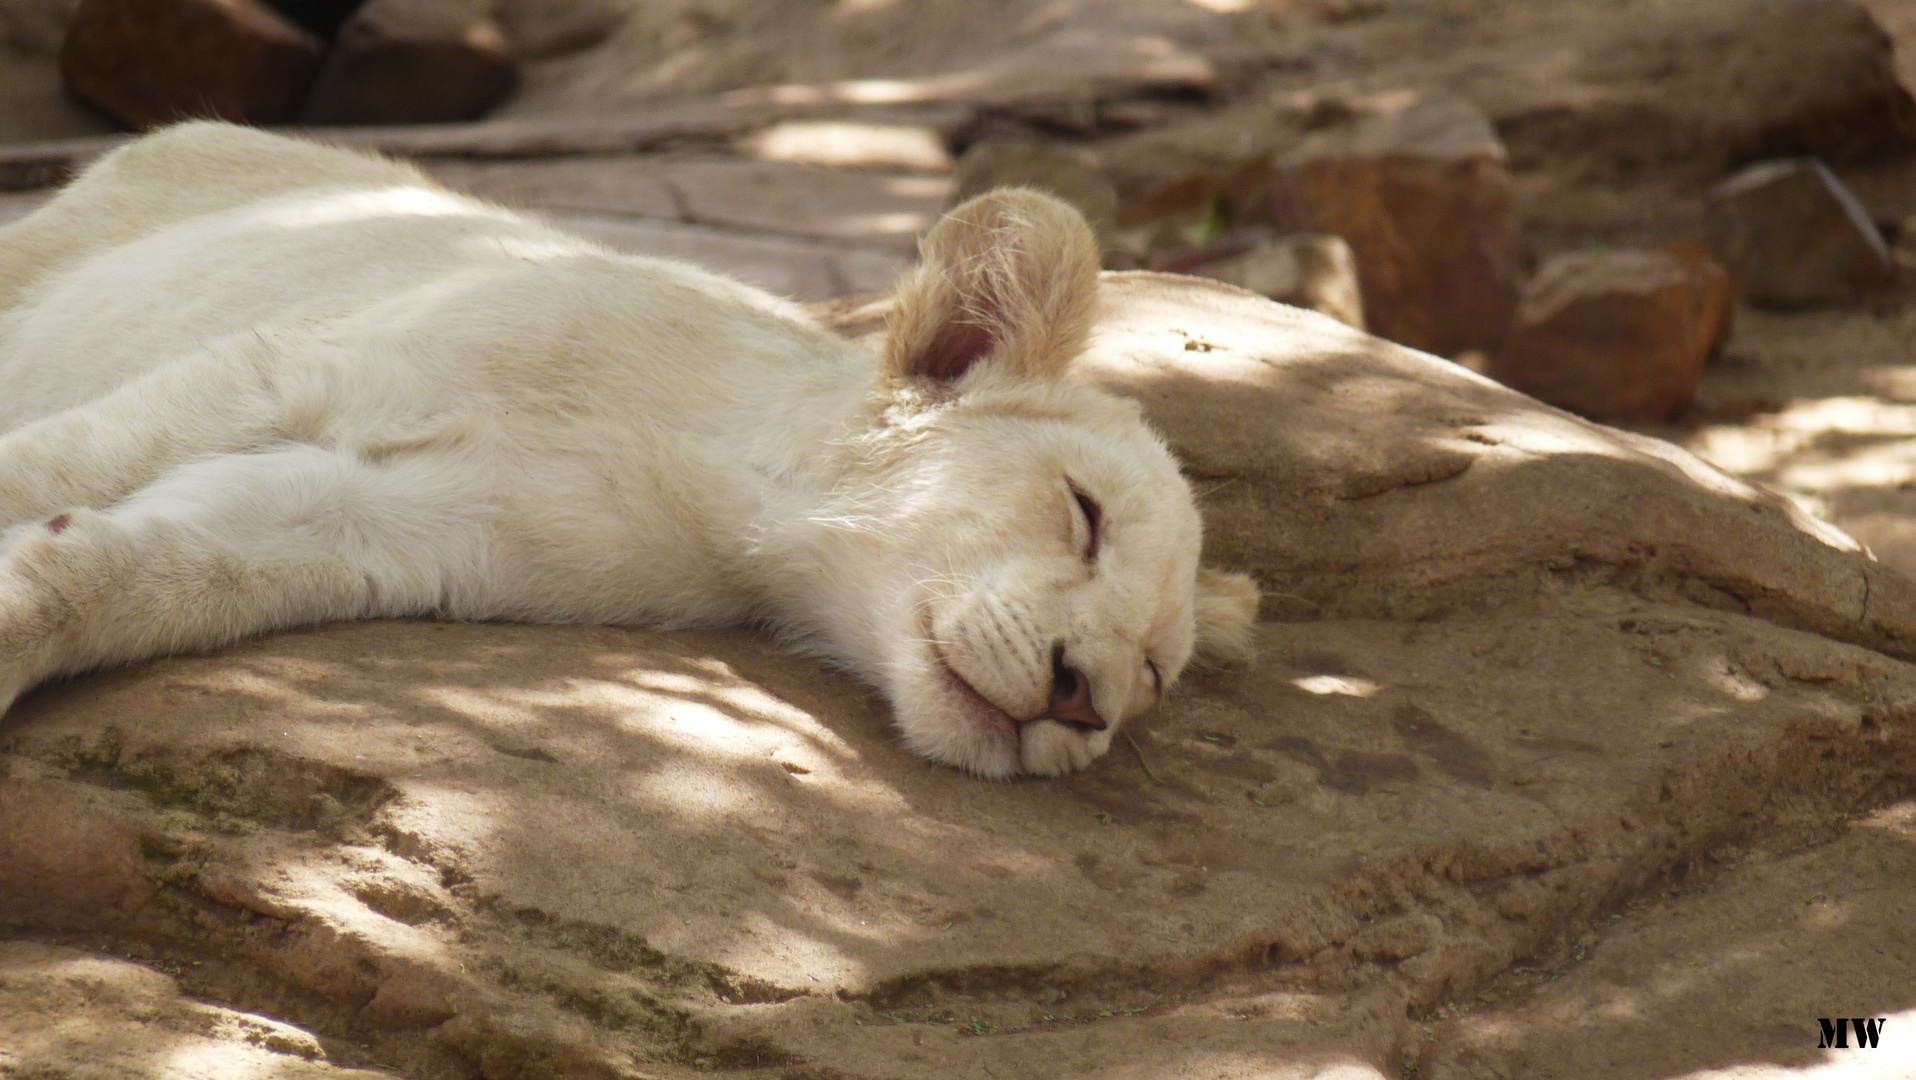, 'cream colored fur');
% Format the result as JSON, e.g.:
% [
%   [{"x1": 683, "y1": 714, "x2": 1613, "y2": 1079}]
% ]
[{"x1": 0, "y1": 122, "x2": 1256, "y2": 778}]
